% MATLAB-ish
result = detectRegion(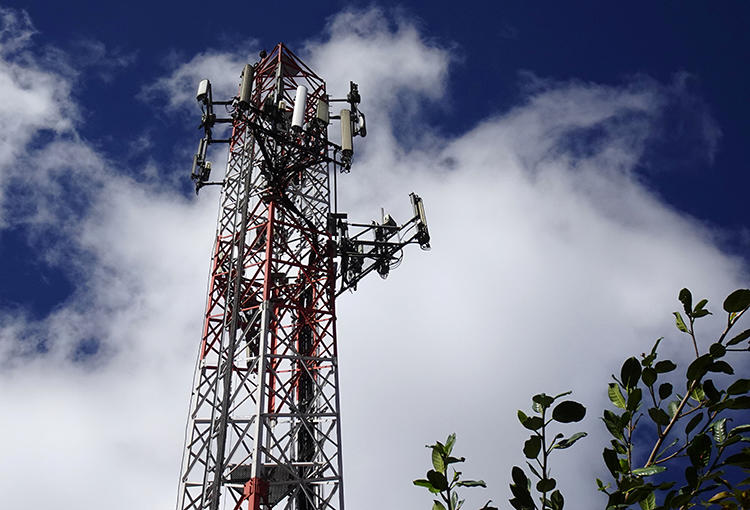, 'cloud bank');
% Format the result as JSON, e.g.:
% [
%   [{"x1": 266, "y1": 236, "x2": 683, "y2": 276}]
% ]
[{"x1": 0, "y1": 6, "x2": 746, "y2": 510}]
